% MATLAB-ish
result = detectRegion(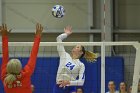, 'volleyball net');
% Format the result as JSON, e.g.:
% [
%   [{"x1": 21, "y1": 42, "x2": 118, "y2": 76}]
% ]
[{"x1": 0, "y1": 42, "x2": 140, "y2": 93}]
